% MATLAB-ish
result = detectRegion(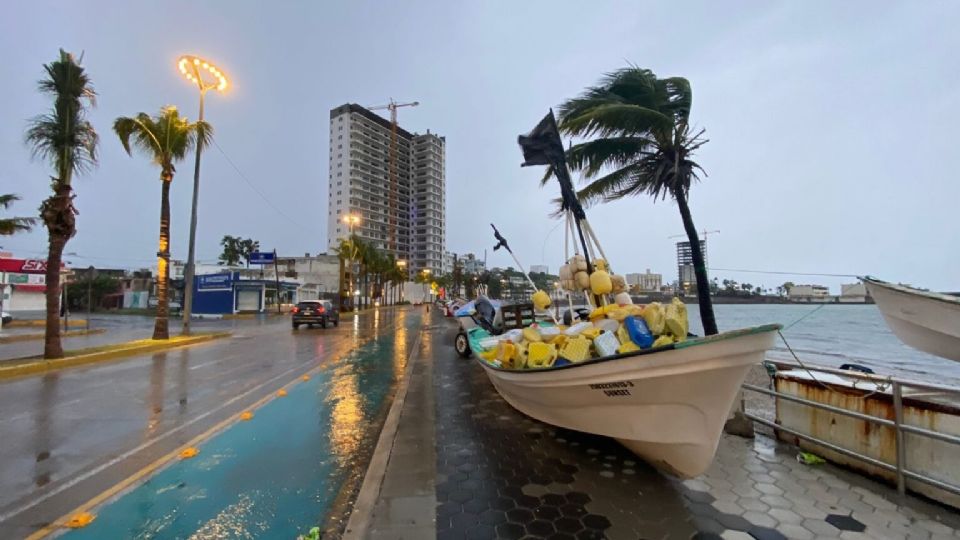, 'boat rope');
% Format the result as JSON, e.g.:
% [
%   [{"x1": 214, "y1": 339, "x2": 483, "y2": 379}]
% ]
[
  {"x1": 775, "y1": 330, "x2": 892, "y2": 399},
  {"x1": 709, "y1": 267, "x2": 859, "y2": 278},
  {"x1": 783, "y1": 304, "x2": 828, "y2": 330}
]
